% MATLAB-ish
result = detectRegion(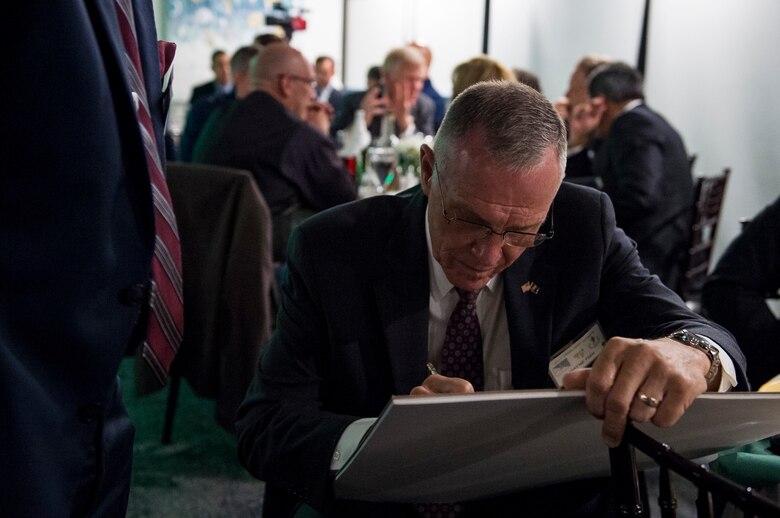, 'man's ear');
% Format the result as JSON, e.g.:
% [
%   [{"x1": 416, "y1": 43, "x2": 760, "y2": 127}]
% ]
[
  {"x1": 420, "y1": 143, "x2": 435, "y2": 196},
  {"x1": 277, "y1": 75, "x2": 291, "y2": 98}
]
